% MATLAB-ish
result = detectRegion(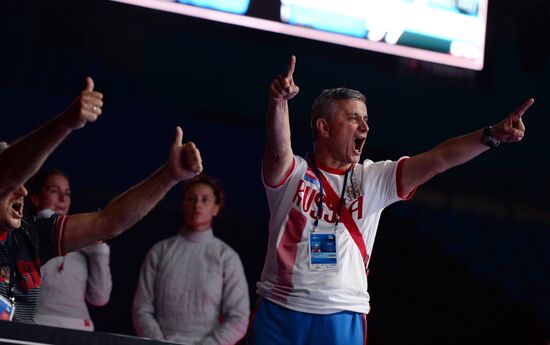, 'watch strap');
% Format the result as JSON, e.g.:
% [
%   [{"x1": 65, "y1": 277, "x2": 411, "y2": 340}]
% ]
[{"x1": 482, "y1": 126, "x2": 500, "y2": 148}]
